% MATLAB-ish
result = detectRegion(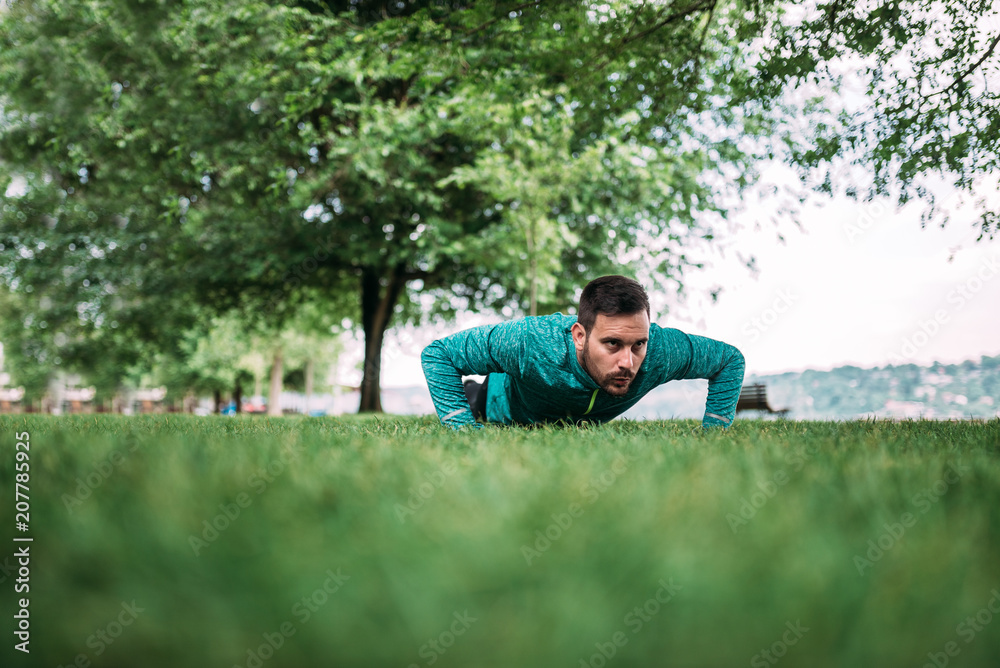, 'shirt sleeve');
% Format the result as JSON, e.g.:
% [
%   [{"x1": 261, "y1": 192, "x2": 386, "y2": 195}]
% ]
[
  {"x1": 654, "y1": 327, "x2": 746, "y2": 429},
  {"x1": 420, "y1": 320, "x2": 526, "y2": 429}
]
